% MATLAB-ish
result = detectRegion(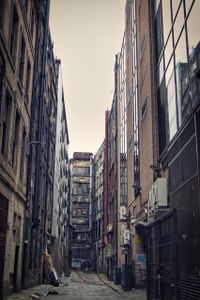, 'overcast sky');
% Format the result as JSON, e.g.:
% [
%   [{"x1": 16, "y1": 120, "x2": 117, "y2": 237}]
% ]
[{"x1": 50, "y1": 0, "x2": 126, "y2": 157}]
